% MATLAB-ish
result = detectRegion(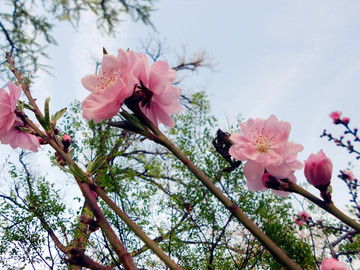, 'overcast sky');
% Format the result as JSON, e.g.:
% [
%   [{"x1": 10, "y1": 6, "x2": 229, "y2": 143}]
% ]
[{"x1": 2, "y1": 0, "x2": 360, "y2": 207}]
